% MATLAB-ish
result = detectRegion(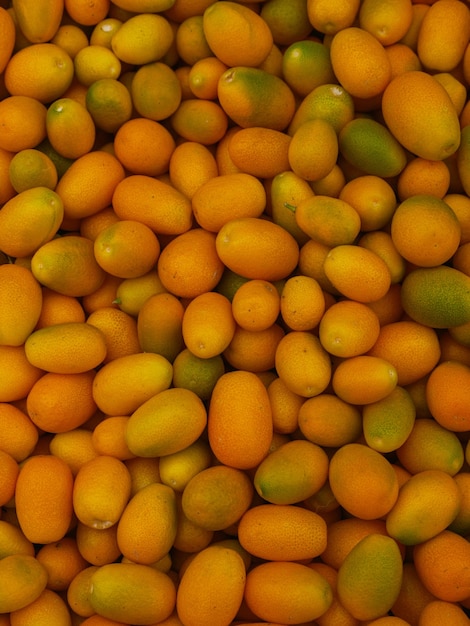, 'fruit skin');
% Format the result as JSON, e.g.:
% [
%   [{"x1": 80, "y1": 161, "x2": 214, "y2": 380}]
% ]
[
  {"x1": 401, "y1": 266, "x2": 470, "y2": 328},
  {"x1": 0, "y1": 554, "x2": 48, "y2": 613},
  {"x1": 176, "y1": 545, "x2": 246, "y2": 626},
  {"x1": 89, "y1": 562, "x2": 176, "y2": 625},
  {"x1": 12, "y1": 0, "x2": 64, "y2": 43},
  {"x1": 337, "y1": 534, "x2": 403, "y2": 621},
  {"x1": 0, "y1": 264, "x2": 43, "y2": 347},
  {"x1": 381, "y1": 70, "x2": 461, "y2": 161},
  {"x1": 339, "y1": 117, "x2": 407, "y2": 178}
]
